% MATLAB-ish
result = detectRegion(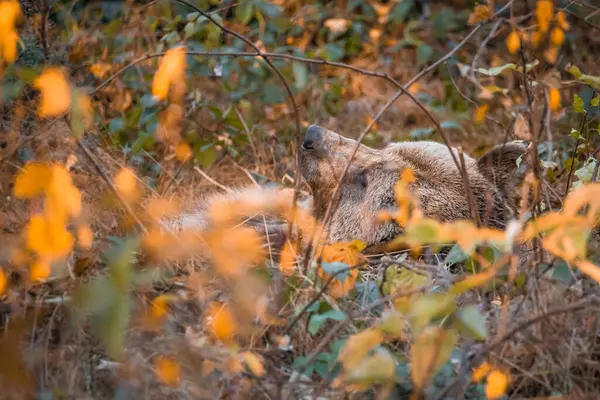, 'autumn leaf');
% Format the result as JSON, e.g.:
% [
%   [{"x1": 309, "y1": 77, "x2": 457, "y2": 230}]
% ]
[
  {"x1": 472, "y1": 361, "x2": 492, "y2": 382},
  {"x1": 90, "y1": 63, "x2": 111, "y2": 79},
  {"x1": 175, "y1": 142, "x2": 192, "y2": 162},
  {"x1": 151, "y1": 294, "x2": 176, "y2": 320},
  {"x1": 410, "y1": 327, "x2": 458, "y2": 391},
  {"x1": 114, "y1": 167, "x2": 139, "y2": 203},
  {"x1": 549, "y1": 87, "x2": 561, "y2": 111},
  {"x1": 474, "y1": 104, "x2": 489, "y2": 124},
  {"x1": 209, "y1": 302, "x2": 237, "y2": 344},
  {"x1": 485, "y1": 369, "x2": 510, "y2": 399},
  {"x1": 14, "y1": 162, "x2": 52, "y2": 199},
  {"x1": 25, "y1": 214, "x2": 74, "y2": 261},
  {"x1": 30, "y1": 259, "x2": 51, "y2": 282},
  {"x1": 556, "y1": 11, "x2": 570, "y2": 31},
  {"x1": 0, "y1": 0, "x2": 21, "y2": 64},
  {"x1": 240, "y1": 352, "x2": 265, "y2": 377},
  {"x1": 536, "y1": 0, "x2": 554, "y2": 34},
  {"x1": 338, "y1": 328, "x2": 383, "y2": 370},
  {"x1": 550, "y1": 28, "x2": 565, "y2": 47},
  {"x1": 506, "y1": 31, "x2": 521, "y2": 54},
  {"x1": 0, "y1": 269, "x2": 7, "y2": 296},
  {"x1": 152, "y1": 46, "x2": 186, "y2": 101},
  {"x1": 155, "y1": 356, "x2": 181, "y2": 386},
  {"x1": 77, "y1": 225, "x2": 93, "y2": 249},
  {"x1": 468, "y1": 4, "x2": 490, "y2": 26},
  {"x1": 33, "y1": 68, "x2": 72, "y2": 117},
  {"x1": 317, "y1": 240, "x2": 367, "y2": 298}
]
